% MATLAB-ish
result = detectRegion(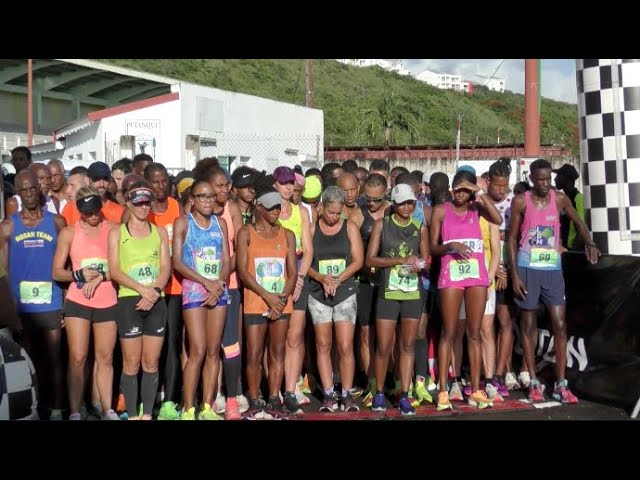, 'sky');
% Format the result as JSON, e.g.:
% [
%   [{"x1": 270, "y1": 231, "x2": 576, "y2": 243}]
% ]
[{"x1": 403, "y1": 59, "x2": 577, "y2": 104}]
